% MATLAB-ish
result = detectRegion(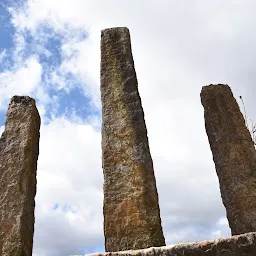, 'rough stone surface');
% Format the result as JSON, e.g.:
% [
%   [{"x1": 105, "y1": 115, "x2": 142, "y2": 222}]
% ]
[
  {"x1": 0, "y1": 96, "x2": 40, "y2": 256},
  {"x1": 101, "y1": 27, "x2": 165, "y2": 252},
  {"x1": 87, "y1": 232, "x2": 256, "y2": 256},
  {"x1": 201, "y1": 84, "x2": 256, "y2": 235}
]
